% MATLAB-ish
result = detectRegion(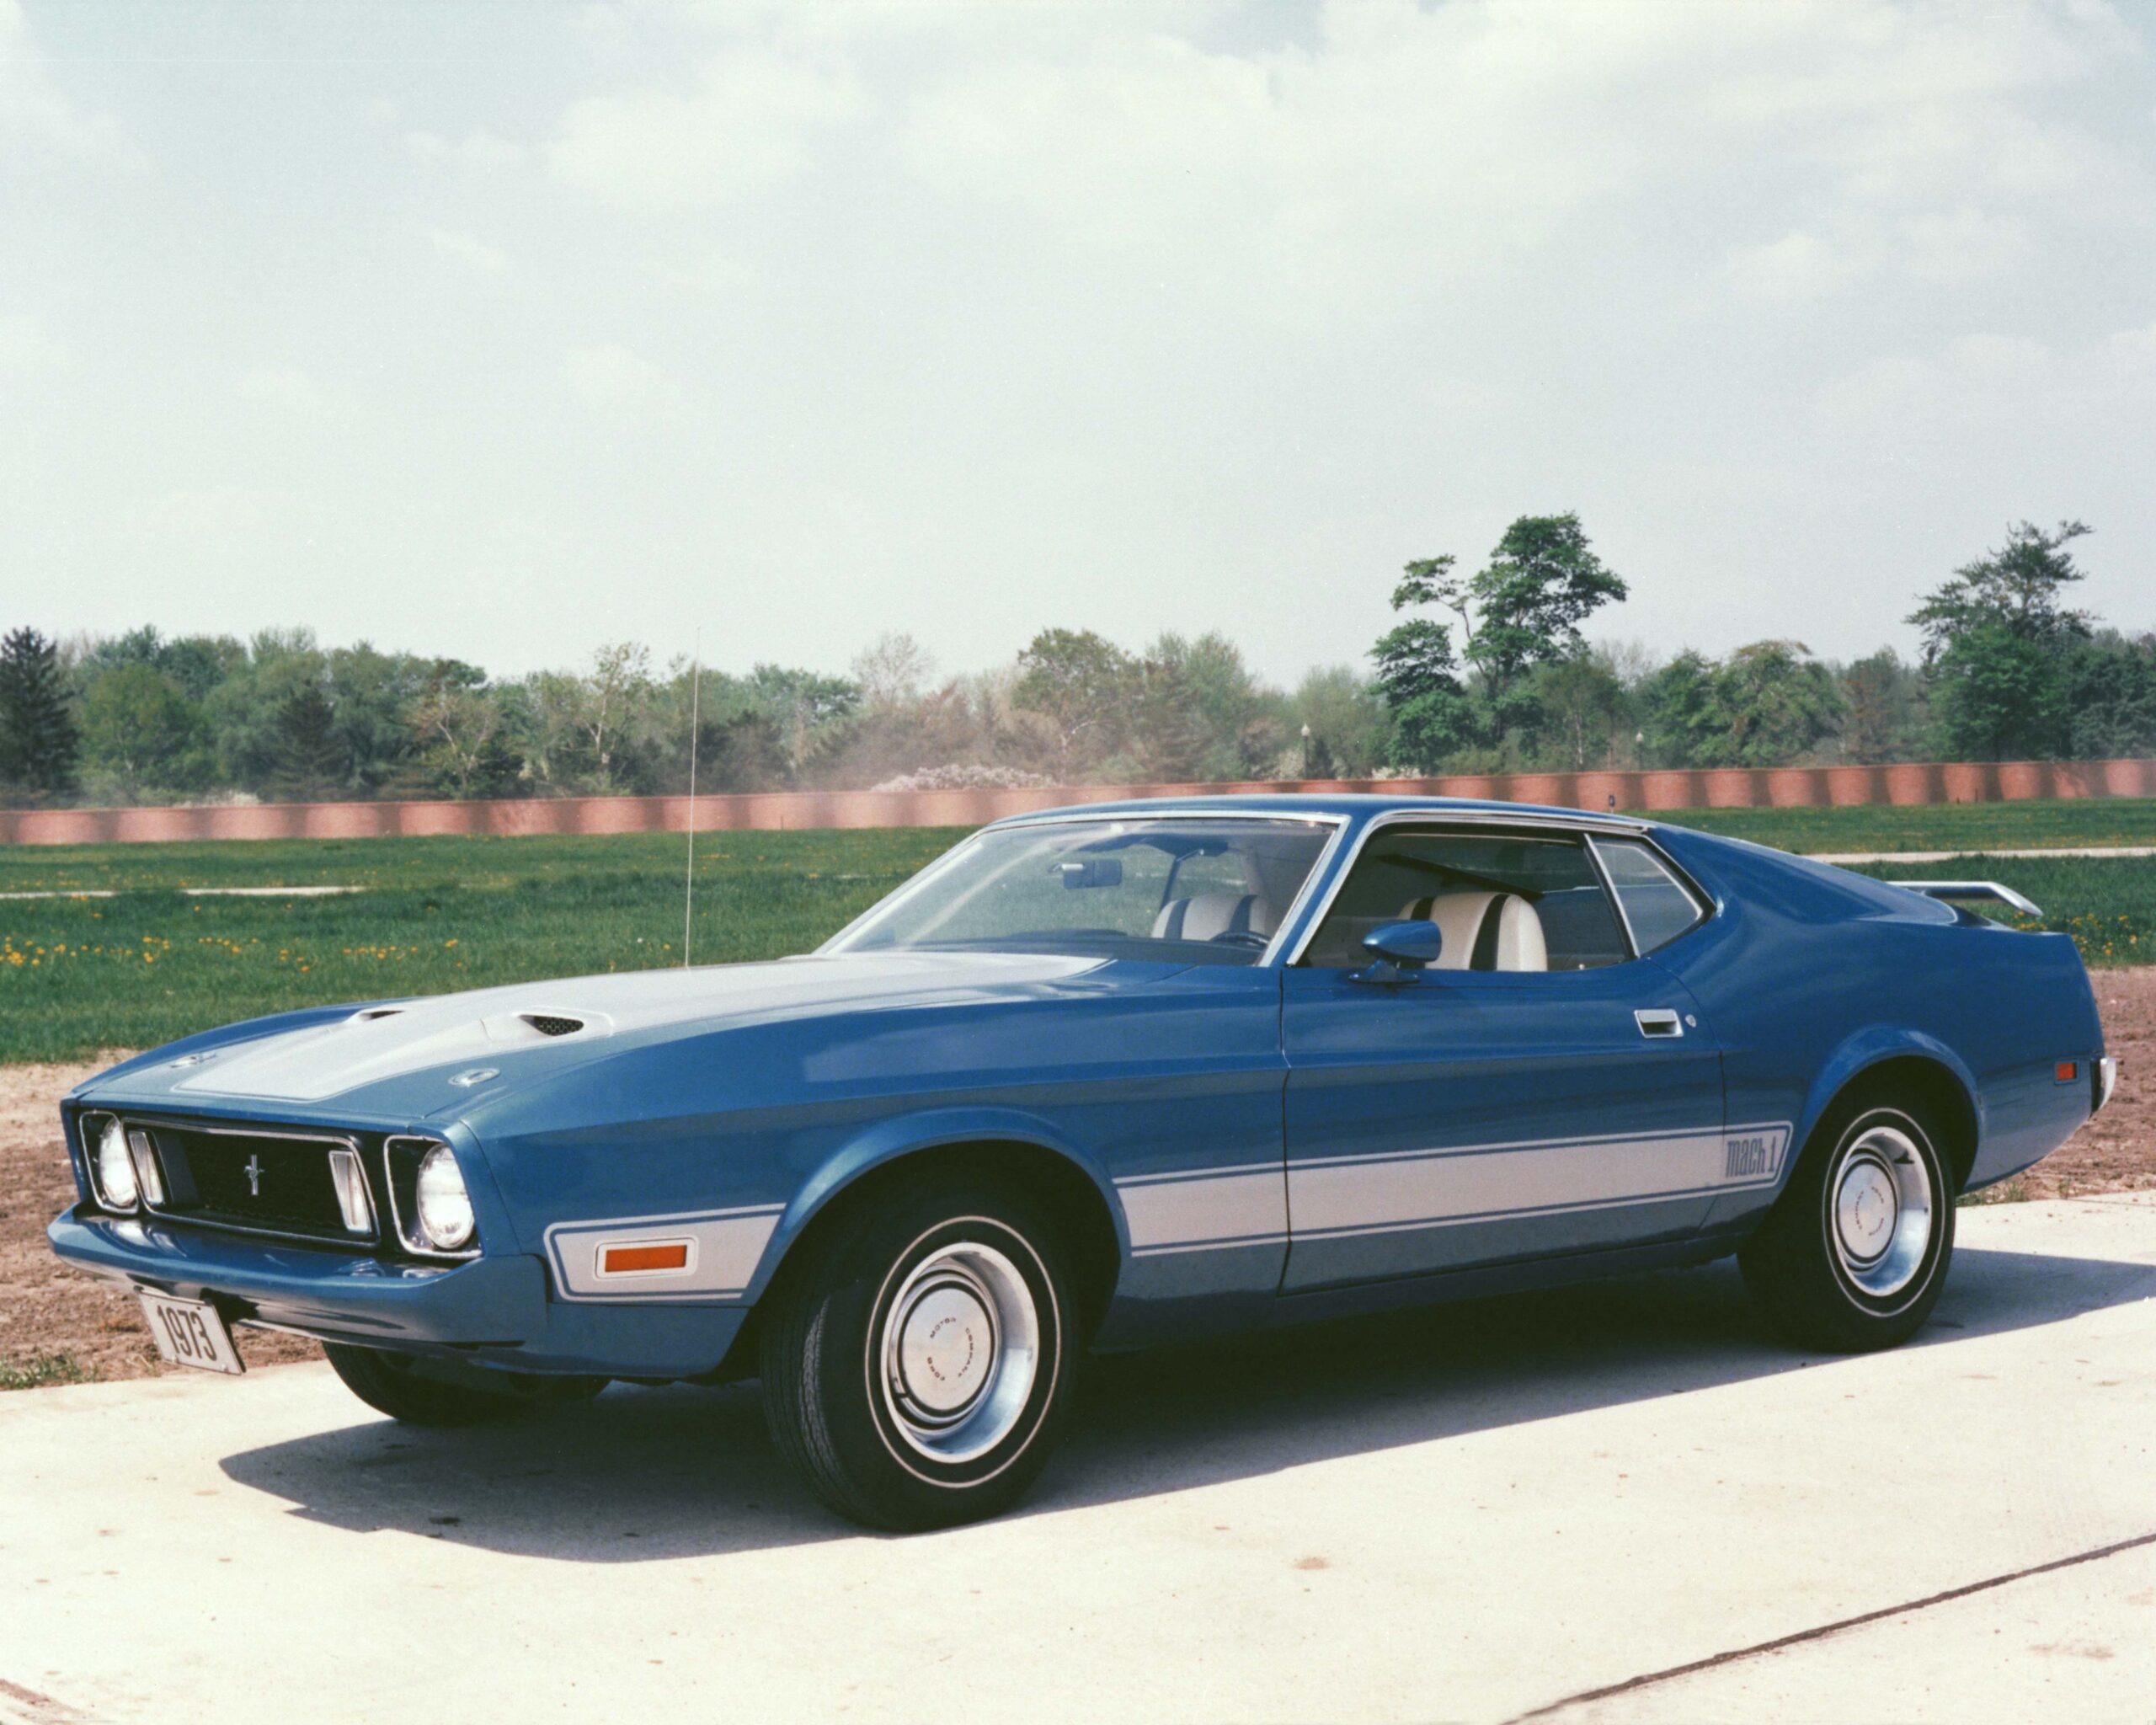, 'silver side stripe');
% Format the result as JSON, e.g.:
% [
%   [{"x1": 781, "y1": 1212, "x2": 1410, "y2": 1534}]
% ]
[
  {"x1": 544, "y1": 1203, "x2": 784, "y2": 1302},
  {"x1": 1118, "y1": 1124, "x2": 1792, "y2": 1257},
  {"x1": 1290, "y1": 1123, "x2": 1790, "y2": 1242},
  {"x1": 1116, "y1": 1165, "x2": 1289, "y2": 1258}
]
